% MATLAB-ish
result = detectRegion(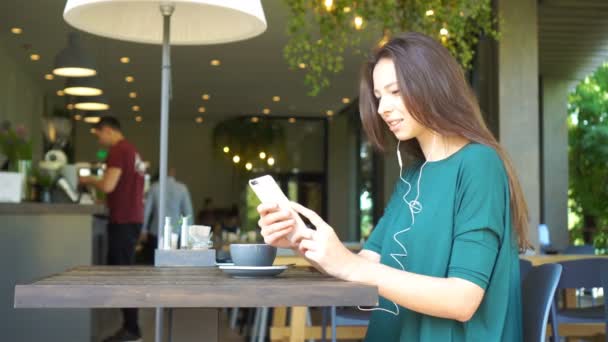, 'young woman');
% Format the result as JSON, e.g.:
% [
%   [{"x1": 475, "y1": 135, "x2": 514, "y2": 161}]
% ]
[{"x1": 257, "y1": 32, "x2": 528, "y2": 341}]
